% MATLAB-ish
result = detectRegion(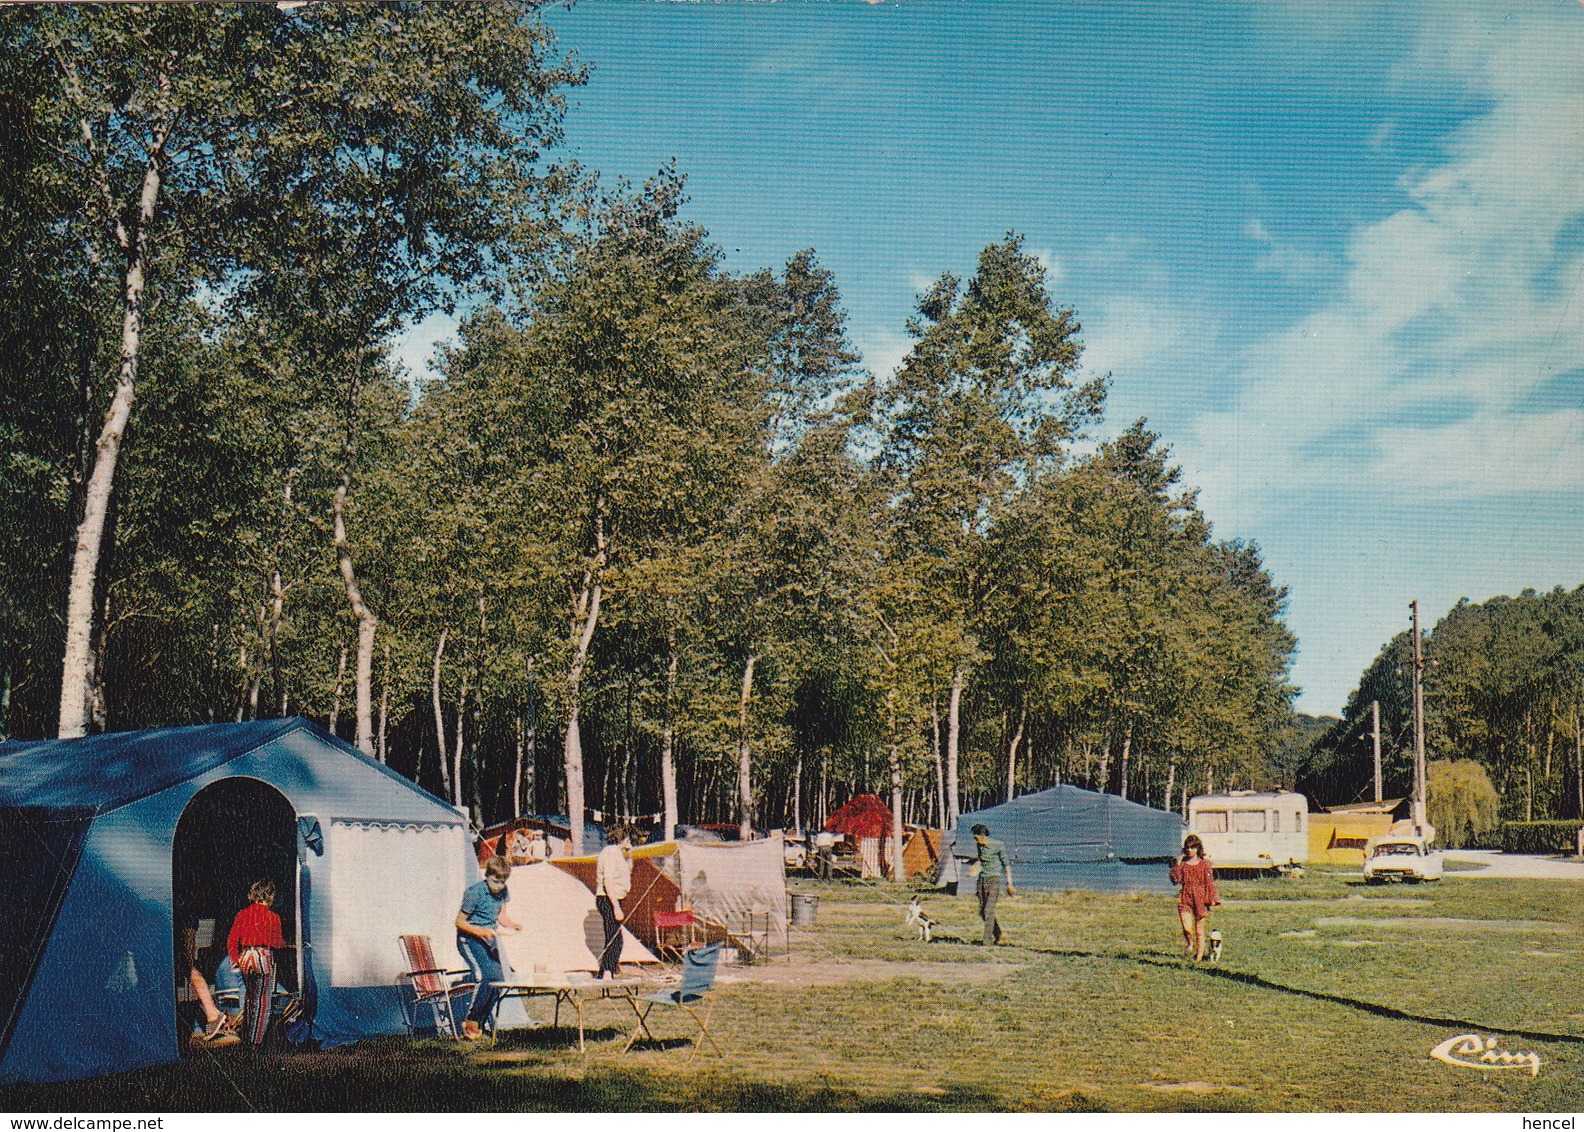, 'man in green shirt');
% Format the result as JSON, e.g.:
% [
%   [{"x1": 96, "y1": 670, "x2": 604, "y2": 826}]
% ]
[{"x1": 971, "y1": 823, "x2": 1015, "y2": 945}]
